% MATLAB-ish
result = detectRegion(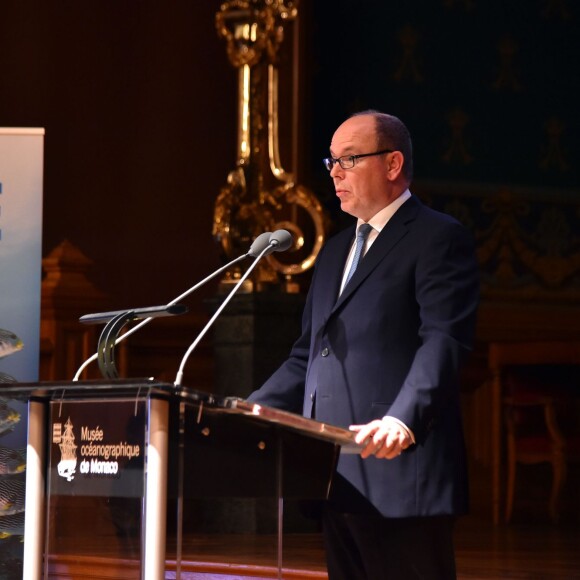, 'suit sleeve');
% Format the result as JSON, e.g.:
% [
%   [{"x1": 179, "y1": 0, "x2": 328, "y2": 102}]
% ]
[
  {"x1": 246, "y1": 268, "x2": 316, "y2": 413},
  {"x1": 387, "y1": 221, "x2": 480, "y2": 442}
]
